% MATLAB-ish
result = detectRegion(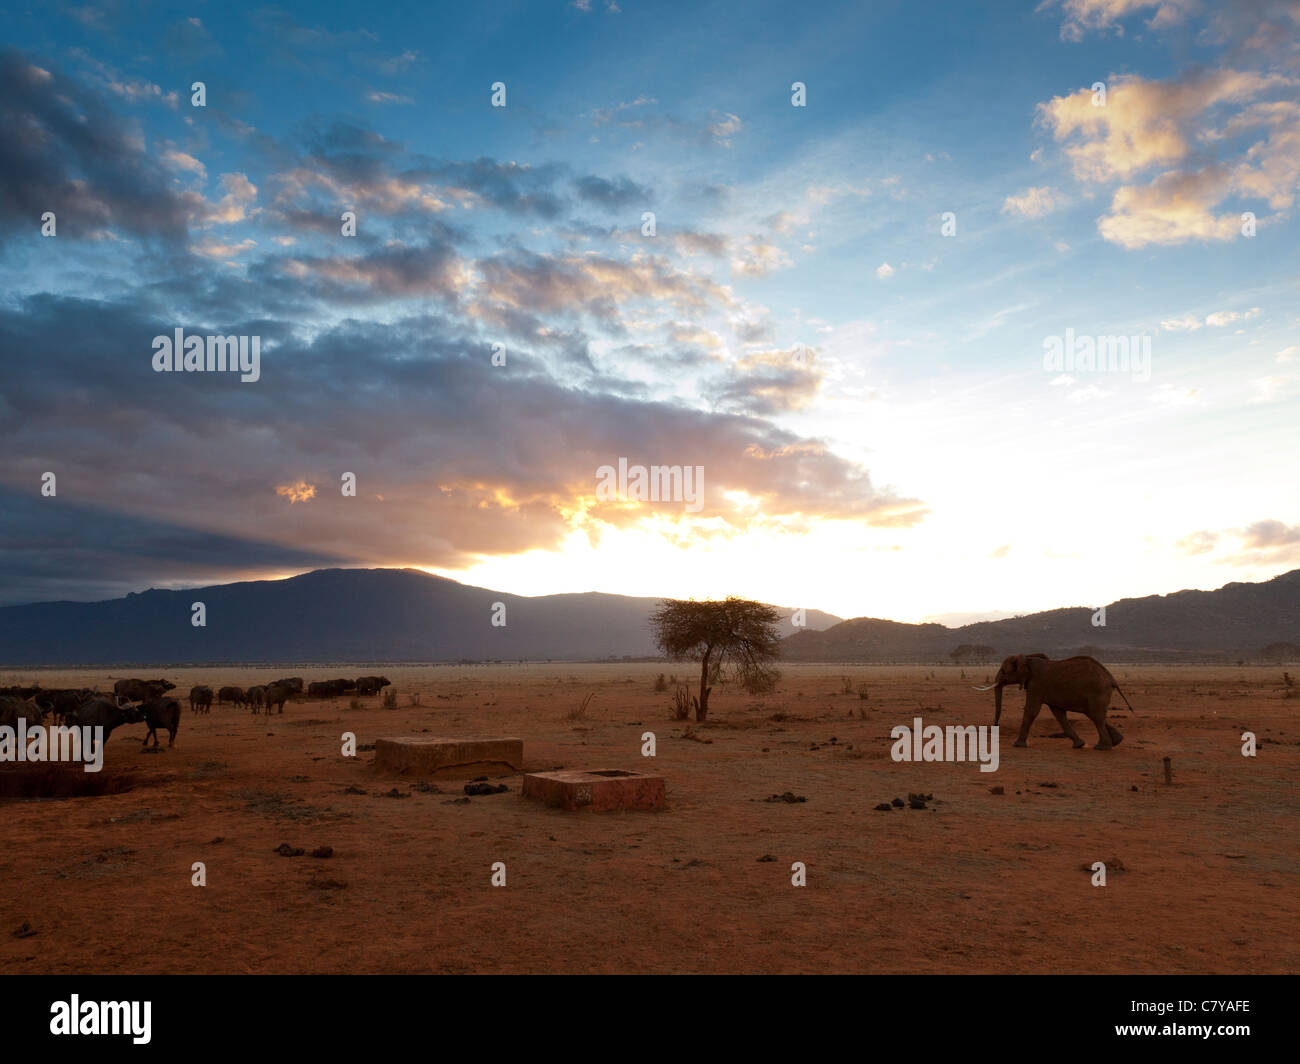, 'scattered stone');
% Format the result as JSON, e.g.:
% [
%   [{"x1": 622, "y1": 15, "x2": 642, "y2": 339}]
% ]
[
  {"x1": 874, "y1": 803, "x2": 893, "y2": 811},
  {"x1": 412, "y1": 781, "x2": 441, "y2": 793},
  {"x1": 308, "y1": 873, "x2": 347, "y2": 890},
  {"x1": 908, "y1": 796, "x2": 927, "y2": 810},
  {"x1": 208, "y1": 836, "x2": 225, "y2": 844},
  {"x1": 757, "y1": 854, "x2": 777, "y2": 862},
  {"x1": 1039, "y1": 781, "x2": 1059, "y2": 788},
  {"x1": 990, "y1": 786, "x2": 1004, "y2": 795},
  {"x1": 443, "y1": 796, "x2": 471, "y2": 805},
  {"x1": 343, "y1": 785, "x2": 367, "y2": 795},
  {"x1": 891, "y1": 797, "x2": 904, "y2": 808},
  {"x1": 381, "y1": 788, "x2": 410, "y2": 799},
  {"x1": 1130, "y1": 785, "x2": 1139, "y2": 792},
  {"x1": 274, "y1": 843, "x2": 304, "y2": 857},
  {"x1": 464, "y1": 782, "x2": 509, "y2": 795},
  {"x1": 356, "y1": 743, "x2": 376, "y2": 752},
  {"x1": 764, "y1": 791, "x2": 807, "y2": 804},
  {"x1": 309, "y1": 846, "x2": 333, "y2": 859},
  {"x1": 13, "y1": 922, "x2": 36, "y2": 939}
]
